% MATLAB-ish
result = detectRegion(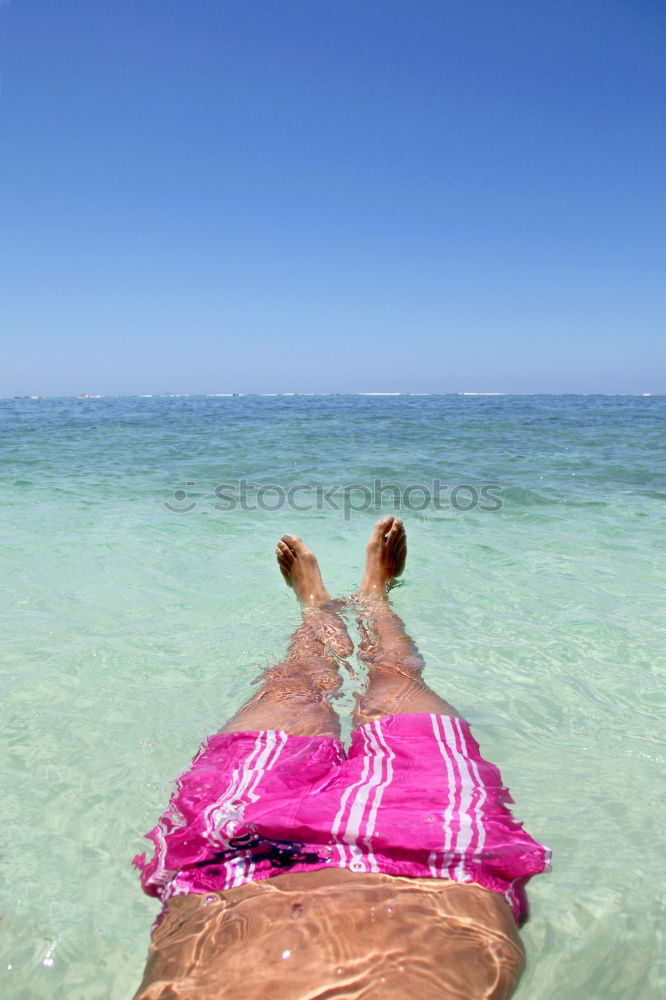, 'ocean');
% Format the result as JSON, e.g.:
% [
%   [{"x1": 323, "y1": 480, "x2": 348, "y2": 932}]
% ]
[{"x1": 1, "y1": 393, "x2": 664, "y2": 998}]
